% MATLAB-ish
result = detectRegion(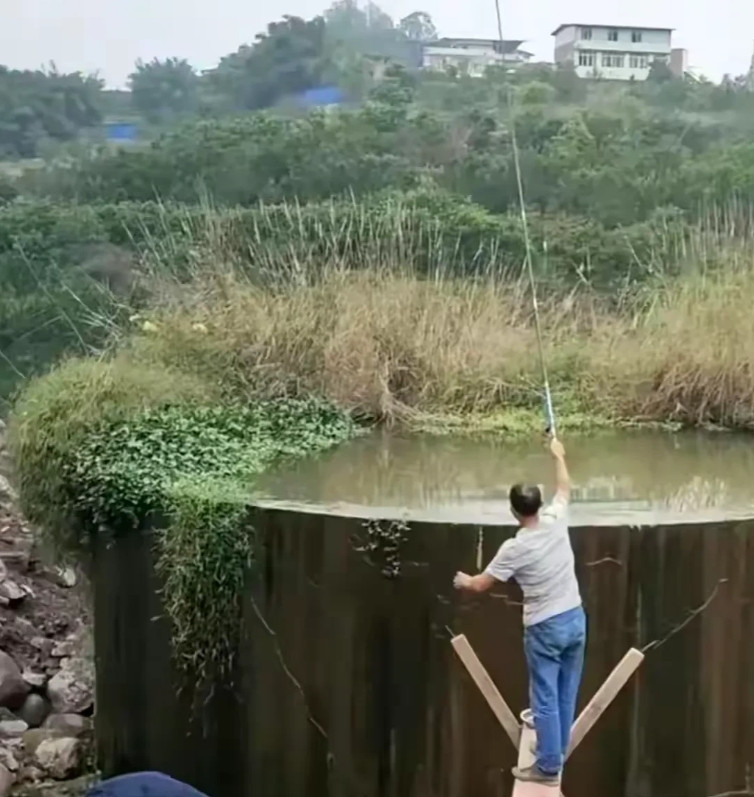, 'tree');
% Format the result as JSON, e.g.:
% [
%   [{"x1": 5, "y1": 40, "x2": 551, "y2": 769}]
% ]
[
  {"x1": 0, "y1": 65, "x2": 103, "y2": 158},
  {"x1": 323, "y1": 0, "x2": 414, "y2": 66},
  {"x1": 398, "y1": 11, "x2": 437, "y2": 41},
  {"x1": 647, "y1": 58, "x2": 674, "y2": 84},
  {"x1": 206, "y1": 16, "x2": 330, "y2": 111},
  {"x1": 128, "y1": 58, "x2": 199, "y2": 123}
]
